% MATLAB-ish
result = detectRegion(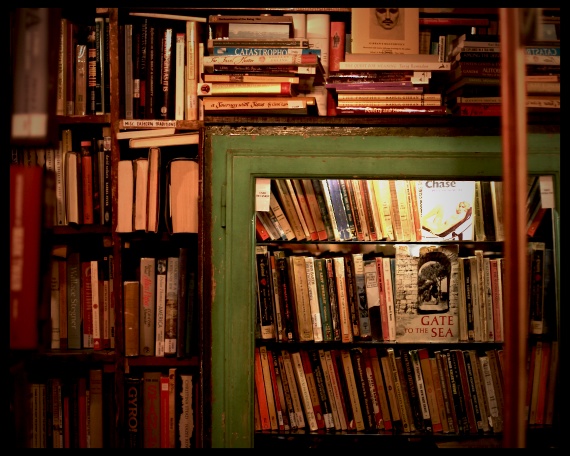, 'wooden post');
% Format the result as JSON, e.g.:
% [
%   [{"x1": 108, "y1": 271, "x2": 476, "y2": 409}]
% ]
[{"x1": 499, "y1": 8, "x2": 530, "y2": 449}]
